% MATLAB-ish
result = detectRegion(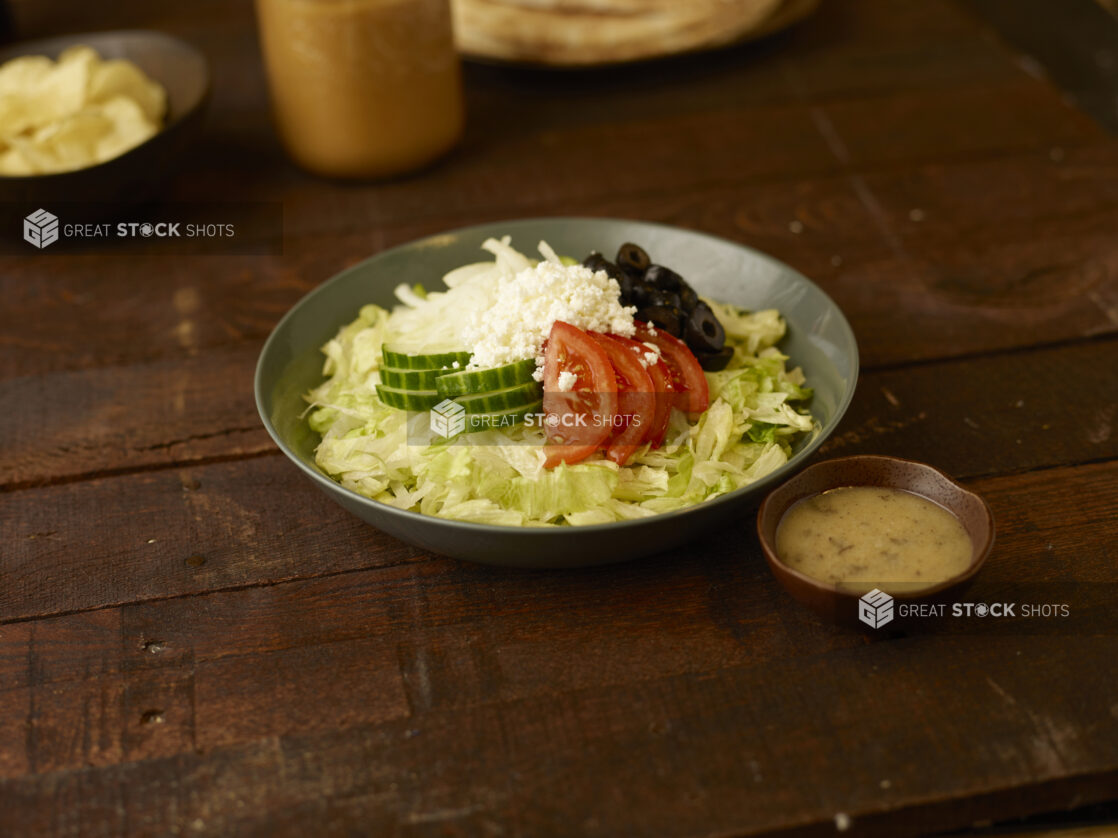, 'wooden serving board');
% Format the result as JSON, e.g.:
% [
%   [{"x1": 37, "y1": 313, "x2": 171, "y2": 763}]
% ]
[{"x1": 452, "y1": 0, "x2": 821, "y2": 66}]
